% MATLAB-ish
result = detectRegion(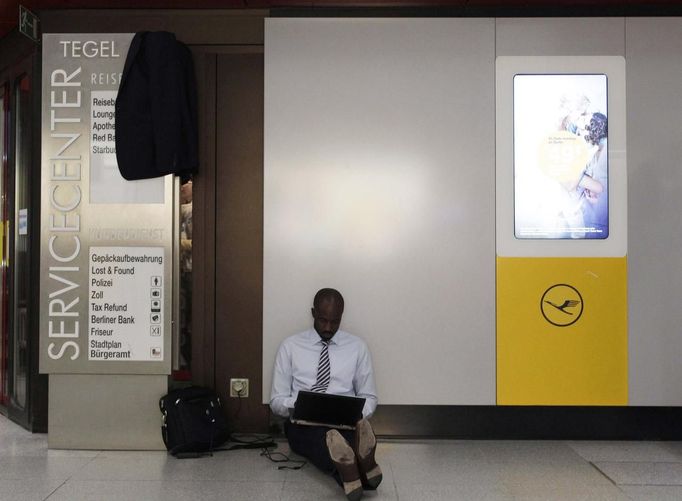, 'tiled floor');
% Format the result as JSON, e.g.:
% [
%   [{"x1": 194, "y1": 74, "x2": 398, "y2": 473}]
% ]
[{"x1": 1, "y1": 414, "x2": 682, "y2": 500}]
